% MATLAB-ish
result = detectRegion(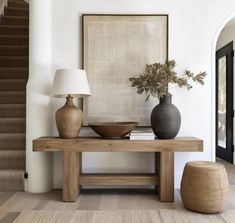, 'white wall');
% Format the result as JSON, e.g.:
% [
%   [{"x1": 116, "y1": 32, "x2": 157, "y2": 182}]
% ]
[
  {"x1": 27, "y1": 0, "x2": 235, "y2": 192},
  {"x1": 26, "y1": 0, "x2": 53, "y2": 193},
  {"x1": 217, "y1": 19, "x2": 235, "y2": 164}
]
